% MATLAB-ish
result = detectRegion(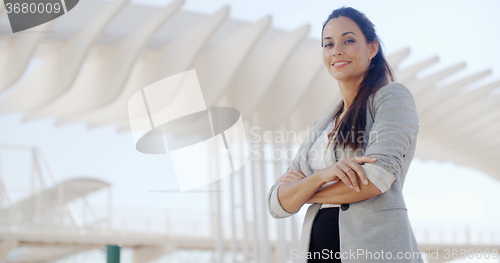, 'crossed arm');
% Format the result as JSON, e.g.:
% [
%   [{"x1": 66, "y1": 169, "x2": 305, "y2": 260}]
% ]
[
  {"x1": 277, "y1": 171, "x2": 381, "y2": 213},
  {"x1": 306, "y1": 175, "x2": 382, "y2": 204},
  {"x1": 271, "y1": 83, "x2": 419, "y2": 216}
]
